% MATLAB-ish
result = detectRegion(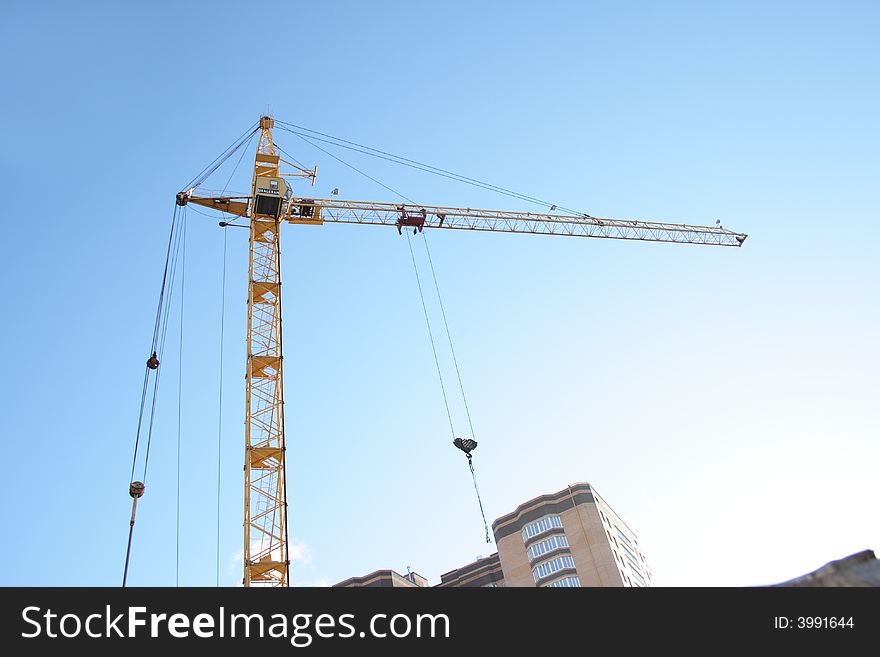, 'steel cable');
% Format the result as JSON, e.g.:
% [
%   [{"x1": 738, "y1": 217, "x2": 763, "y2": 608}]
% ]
[
  {"x1": 216, "y1": 227, "x2": 227, "y2": 587},
  {"x1": 406, "y1": 230, "x2": 456, "y2": 440},
  {"x1": 279, "y1": 129, "x2": 492, "y2": 544},
  {"x1": 175, "y1": 207, "x2": 186, "y2": 587},
  {"x1": 276, "y1": 121, "x2": 589, "y2": 216},
  {"x1": 183, "y1": 124, "x2": 259, "y2": 191}
]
